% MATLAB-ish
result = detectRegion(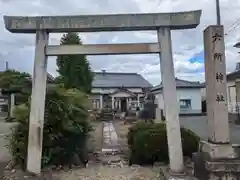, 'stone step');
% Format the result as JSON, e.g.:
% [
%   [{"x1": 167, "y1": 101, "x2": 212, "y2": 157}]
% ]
[
  {"x1": 100, "y1": 116, "x2": 113, "y2": 119},
  {"x1": 99, "y1": 119, "x2": 112, "y2": 122},
  {"x1": 101, "y1": 117, "x2": 113, "y2": 120},
  {"x1": 101, "y1": 148, "x2": 120, "y2": 155},
  {"x1": 101, "y1": 117, "x2": 113, "y2": 119},
  {"x1": 100, "y1": 113, "x2": 113, "y2": 116},
  {"x1": 100, "y1": 155, "x2": 121, "y2": 164}
]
